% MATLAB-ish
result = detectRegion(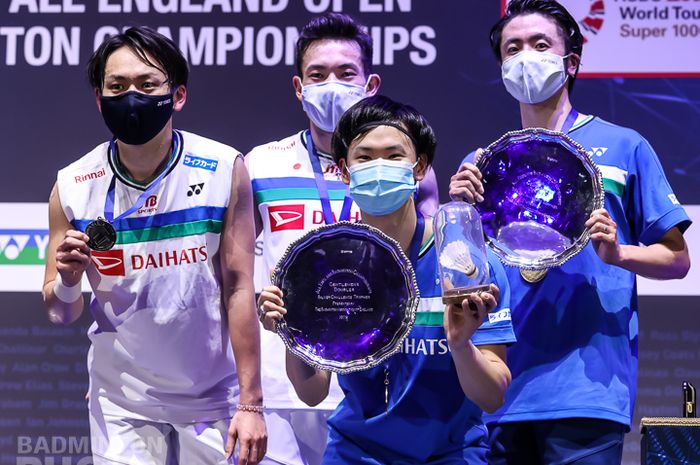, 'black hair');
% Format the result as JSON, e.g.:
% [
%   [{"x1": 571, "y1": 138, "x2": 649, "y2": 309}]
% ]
[
  {"x1": 295, "y1": 13, "x2": 373, "y2": 78},
  {"x1": 332, "y1": 95, "x2": 437, "y2": 166},
  {"x1": 87, "y1": 26, "x2": 188, "y2": 91},
  {"x1": 490, "y1": 0, "x2": 583, "y2": 91}
]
